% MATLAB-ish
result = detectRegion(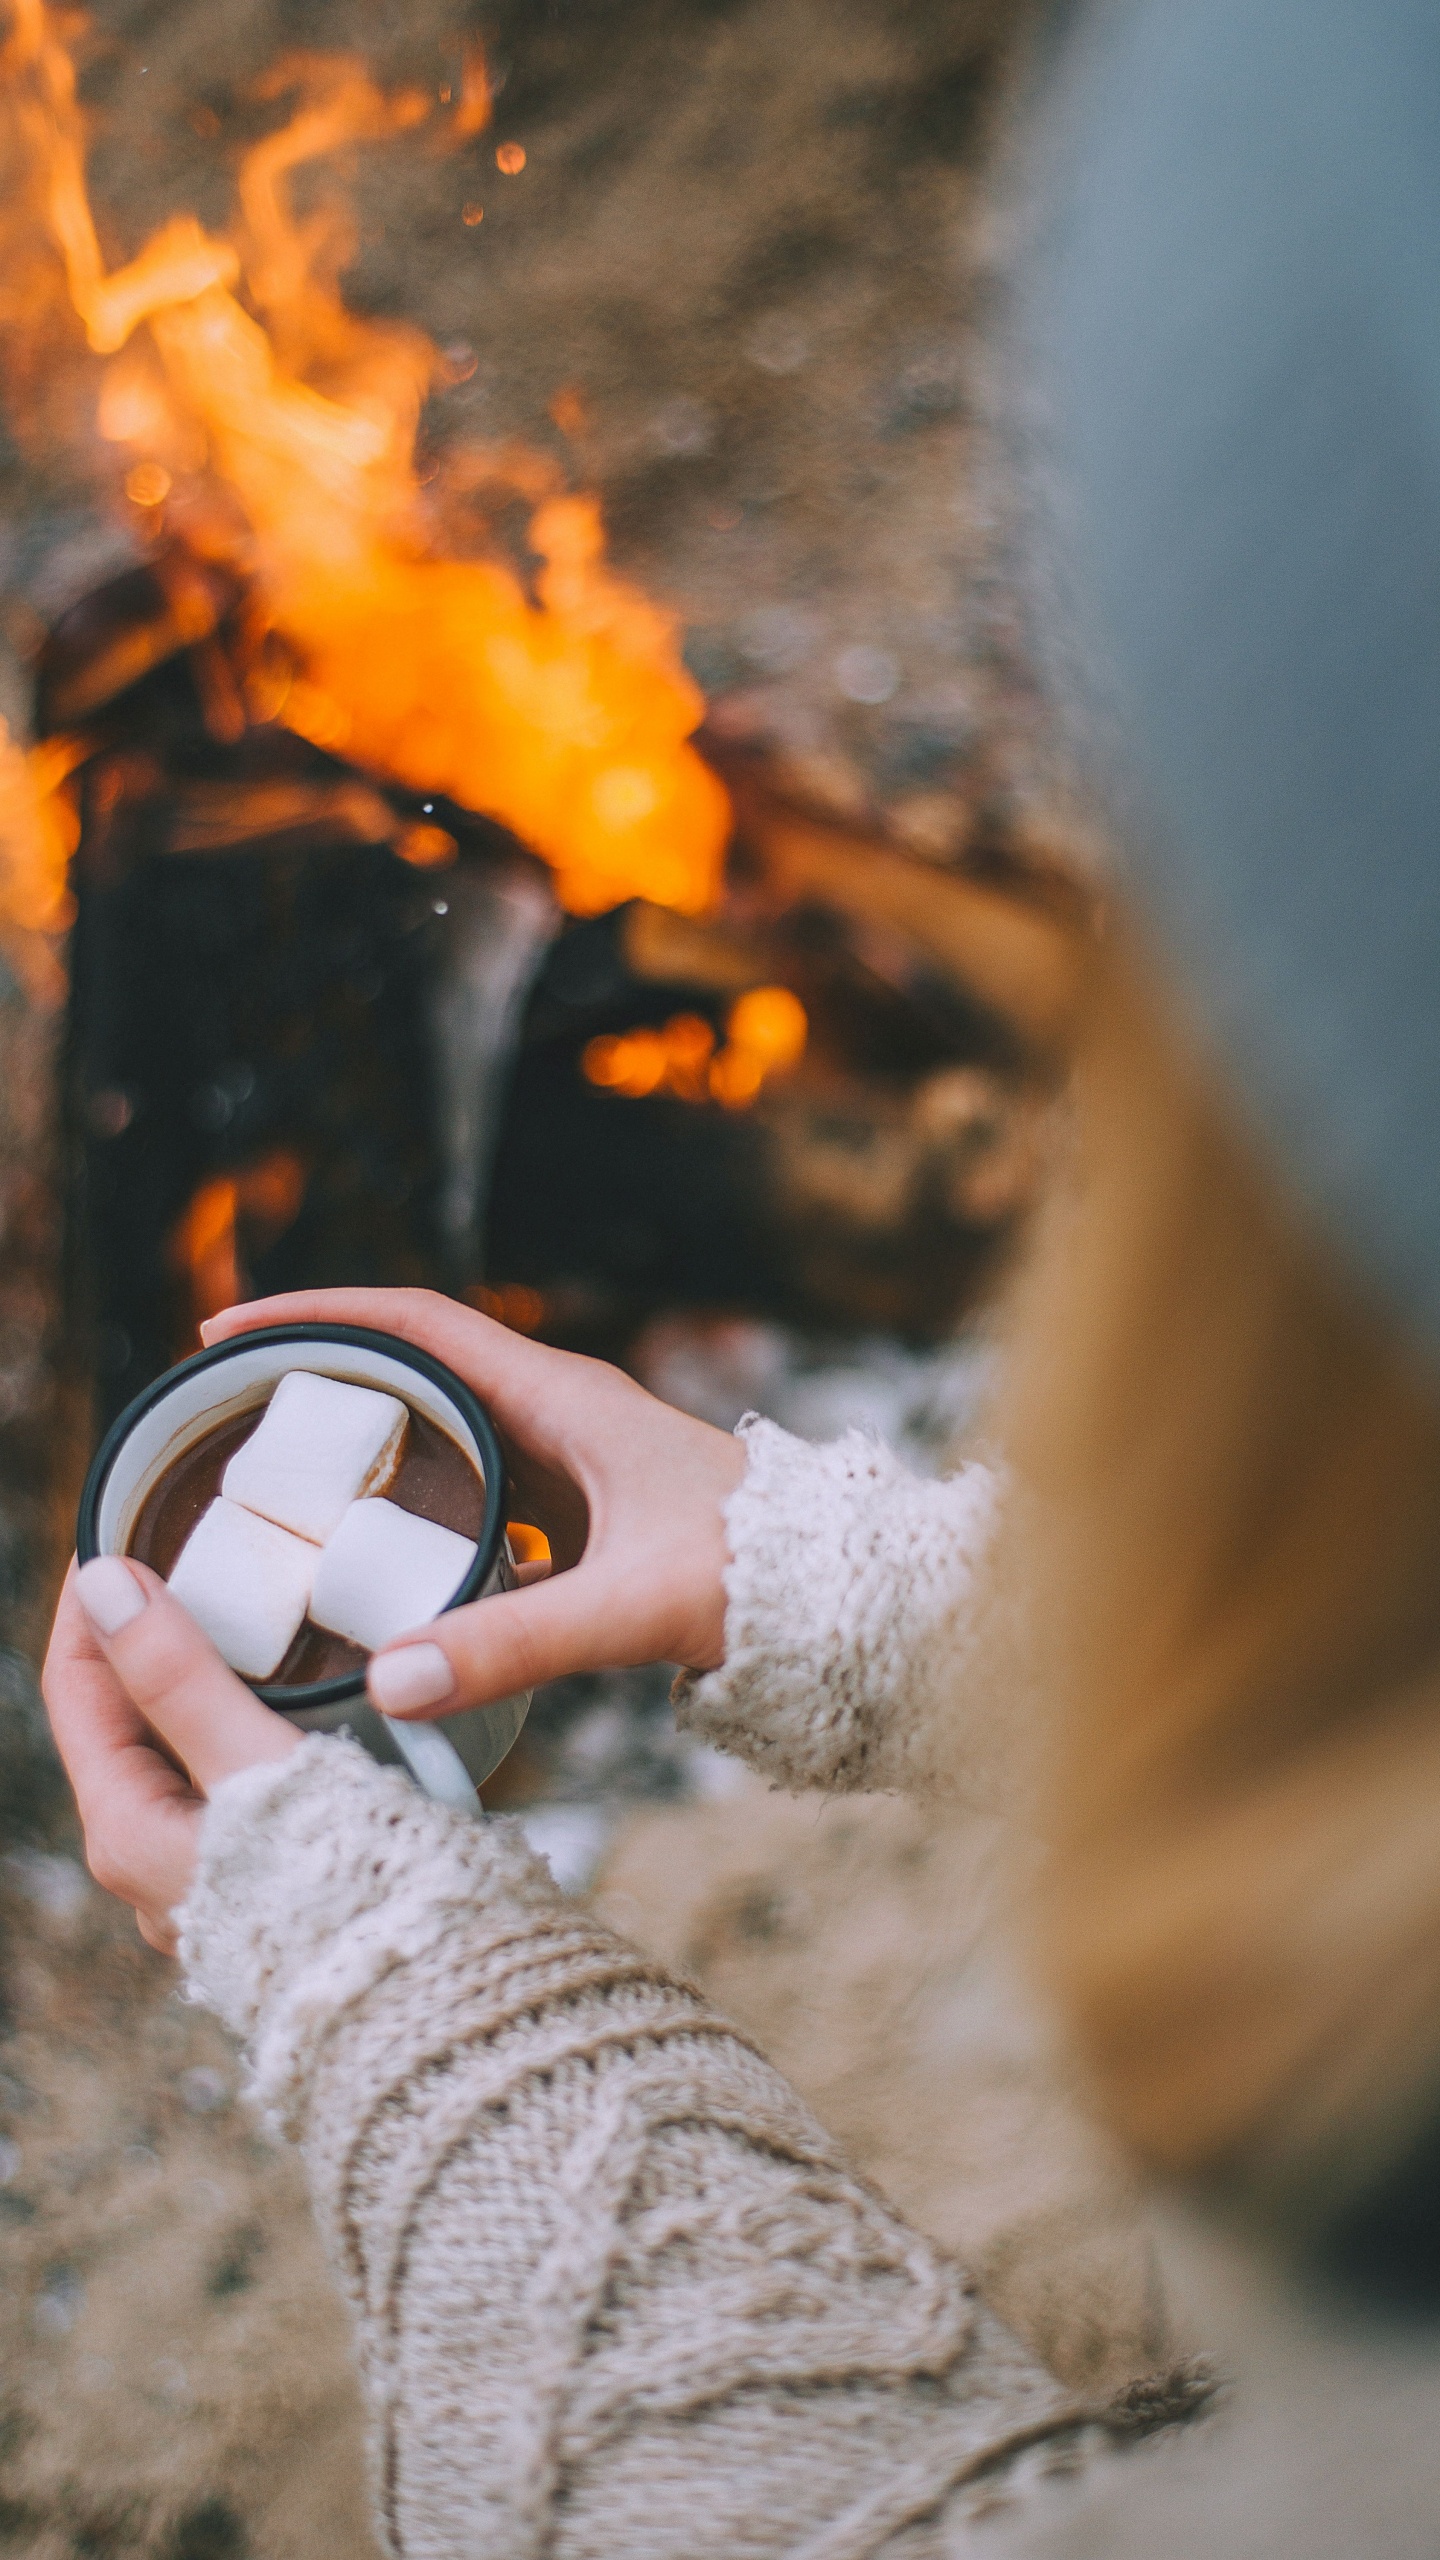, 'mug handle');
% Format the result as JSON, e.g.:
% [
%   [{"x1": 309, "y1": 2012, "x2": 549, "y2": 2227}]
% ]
[{"x1": 380, "y1": 1714, "x2": 483, "y2": 1814}]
